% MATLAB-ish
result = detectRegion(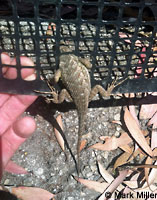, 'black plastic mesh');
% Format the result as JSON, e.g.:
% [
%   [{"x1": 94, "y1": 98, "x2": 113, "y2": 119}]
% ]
[{"x1": 0, "y1": 0, "x2": 156, "y2": 95}]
